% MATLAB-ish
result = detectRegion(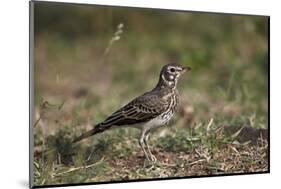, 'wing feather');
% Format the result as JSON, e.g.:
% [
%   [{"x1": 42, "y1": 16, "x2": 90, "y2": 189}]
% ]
[{"x1": 99, "y1": 93, "x2": 167, "y2": 128}]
